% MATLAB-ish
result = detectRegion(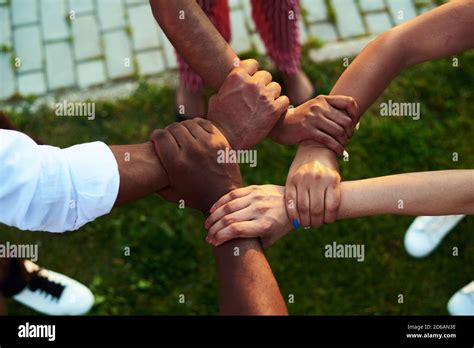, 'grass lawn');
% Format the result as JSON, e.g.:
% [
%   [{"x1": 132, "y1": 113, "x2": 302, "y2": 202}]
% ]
[{"x1": 2, "y1": 50, "x2": 473, "y2": 315}]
